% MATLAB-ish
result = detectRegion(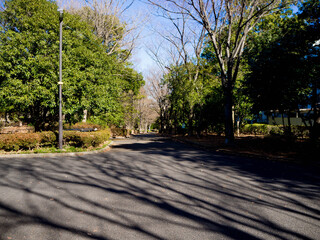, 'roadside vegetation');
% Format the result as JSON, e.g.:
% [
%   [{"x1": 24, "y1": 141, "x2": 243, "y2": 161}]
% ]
[
  {"x1": 0, "y1": 0, "x2": 157, "y2": 152},
  {"x1": 173, "y1": 124, "x2": 319, "y2": 164},
  {"x1": 0, "y1": 0, "x2": 157, "y2": 132},
  {"x1": 0, "y1": 127, "x2": 111, "y2": 152},
  {"x1": 145, "y1": 0, "x2": 319, "y2": 163},
  {"x1": 147, "y1": 1, "x2": 319, "y2": 145},
  {"x1": 0, "y1": 0, "x2": 319, "y2": 159}
]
